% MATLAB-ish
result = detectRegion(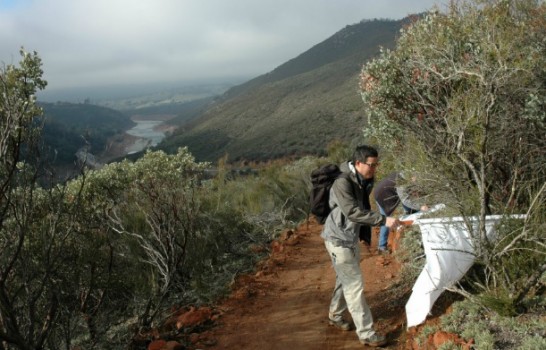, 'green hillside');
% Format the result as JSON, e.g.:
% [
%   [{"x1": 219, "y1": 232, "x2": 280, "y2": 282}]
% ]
[
  {"x1": 39, "y1": 102, "x2": 135, "y2": 164},
  {"x1": 159, "y1": 18, "x2": 404, "y2": 162}
]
